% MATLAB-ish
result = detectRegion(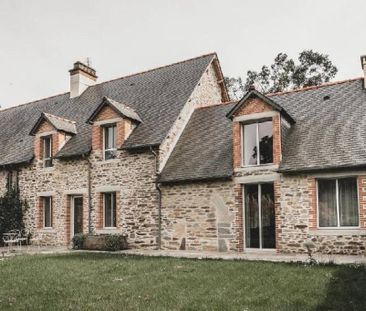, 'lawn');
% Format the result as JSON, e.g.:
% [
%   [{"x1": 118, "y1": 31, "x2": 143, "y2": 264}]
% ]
[{"x1": 0, "y1": 253, "x2": 365, "y2": 310}]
